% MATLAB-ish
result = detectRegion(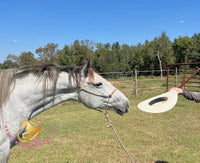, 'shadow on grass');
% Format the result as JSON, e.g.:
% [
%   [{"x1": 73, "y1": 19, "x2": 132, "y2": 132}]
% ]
[{"x1": 155, "y1": 161, "x2": 169, "y2": 163}]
